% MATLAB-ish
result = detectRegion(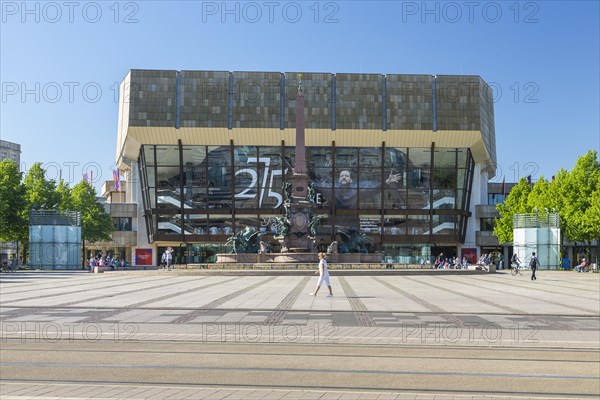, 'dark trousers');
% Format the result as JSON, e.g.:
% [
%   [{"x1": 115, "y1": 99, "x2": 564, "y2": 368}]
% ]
[{"x1": 531, "y1": 266, "x2": 537, "y2": 280}]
